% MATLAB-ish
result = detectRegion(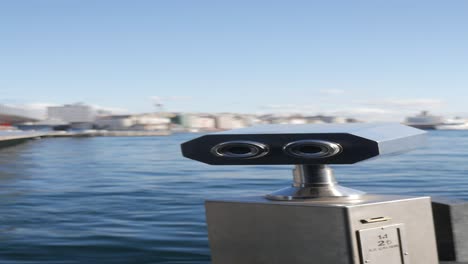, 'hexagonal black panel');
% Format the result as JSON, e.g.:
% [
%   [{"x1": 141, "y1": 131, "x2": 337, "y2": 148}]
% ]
[{"x1": 181, "y1": 123, "x2": 426, "y2": 165}]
